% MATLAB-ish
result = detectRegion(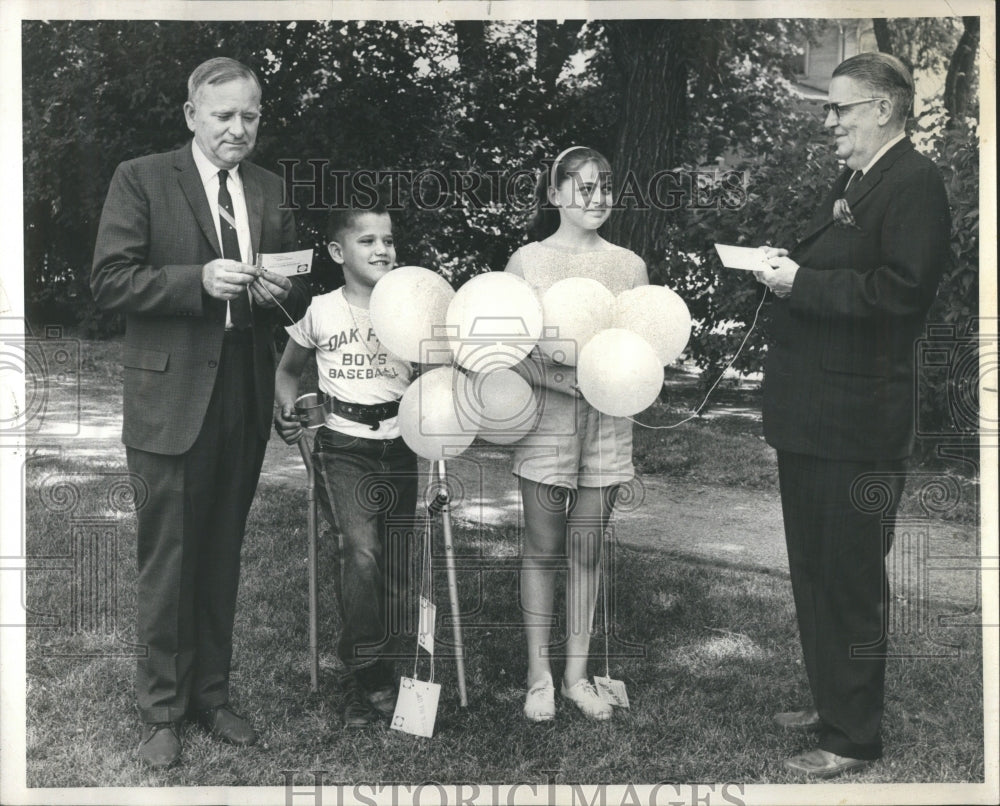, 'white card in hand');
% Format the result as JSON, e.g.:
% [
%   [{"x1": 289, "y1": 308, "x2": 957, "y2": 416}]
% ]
[
  {"x1": 418, "y1": 596, "x2": 436, "y2": 654},
  {"x1": 390, "y1": 676, "x2": 441, "y2": 737},
  {"x1": 594, "y1": 675, "x2": 630, "y2": 708},
  {"x1": 713, "y1": 243, "x2": 770, "y2": 271},
  {"x1": 257, "y1": 248, "x2": 314, "y2": 277}
]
